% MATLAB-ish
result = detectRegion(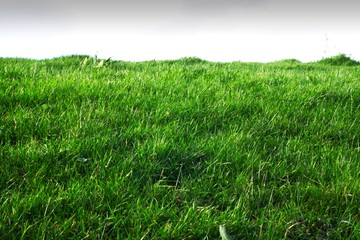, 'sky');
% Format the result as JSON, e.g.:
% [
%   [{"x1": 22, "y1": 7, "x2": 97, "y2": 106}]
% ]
[{"x1": 1, "y1": 0, "x2": 360, "y2": 62}]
